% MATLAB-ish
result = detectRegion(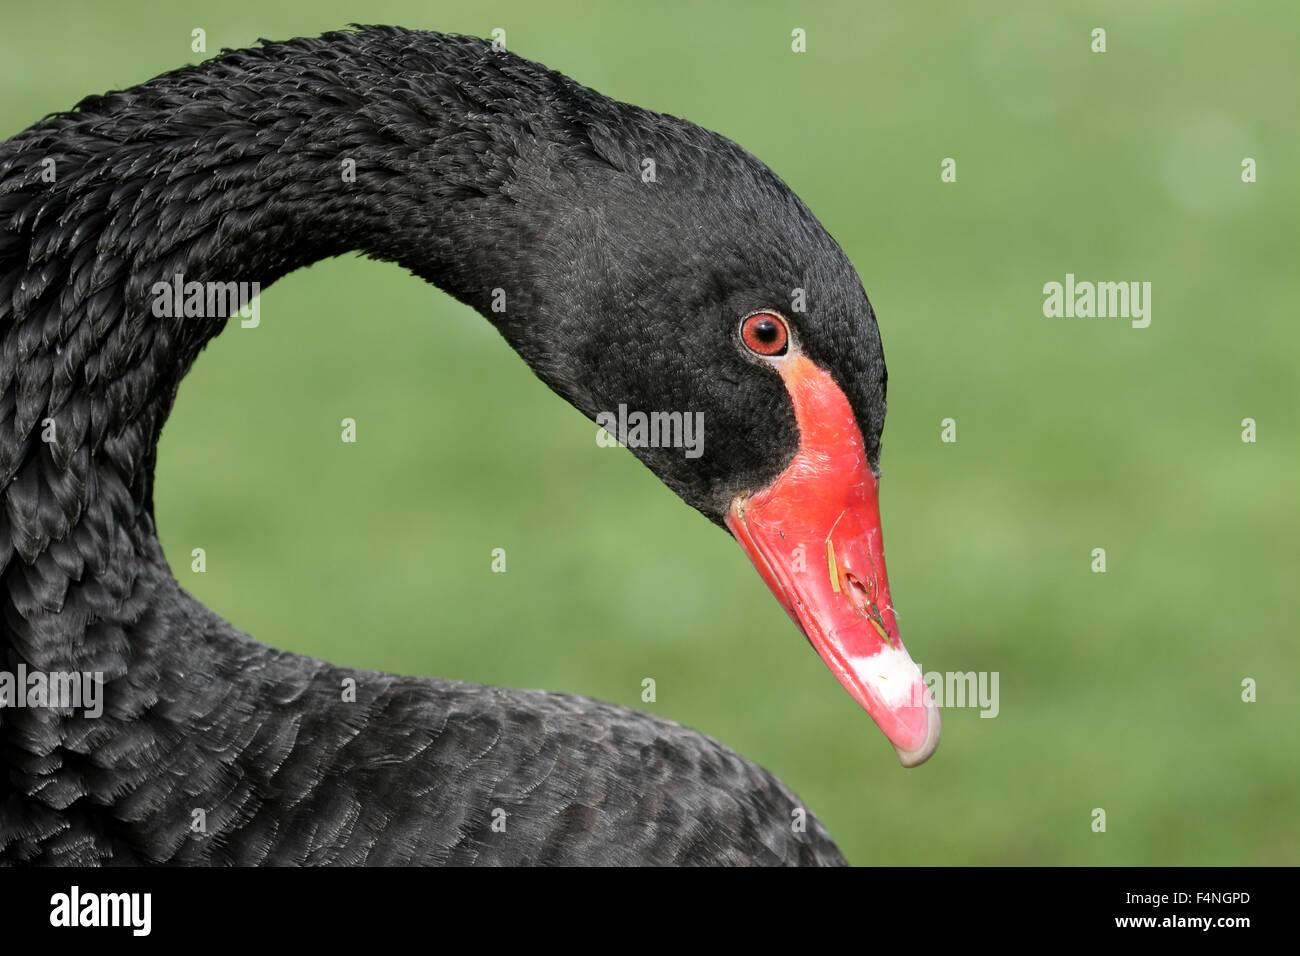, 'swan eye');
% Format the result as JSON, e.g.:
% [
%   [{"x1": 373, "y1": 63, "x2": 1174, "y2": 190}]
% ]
[{"x1": 740, "y1": 312, "x2": 789, "y2": 357}]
